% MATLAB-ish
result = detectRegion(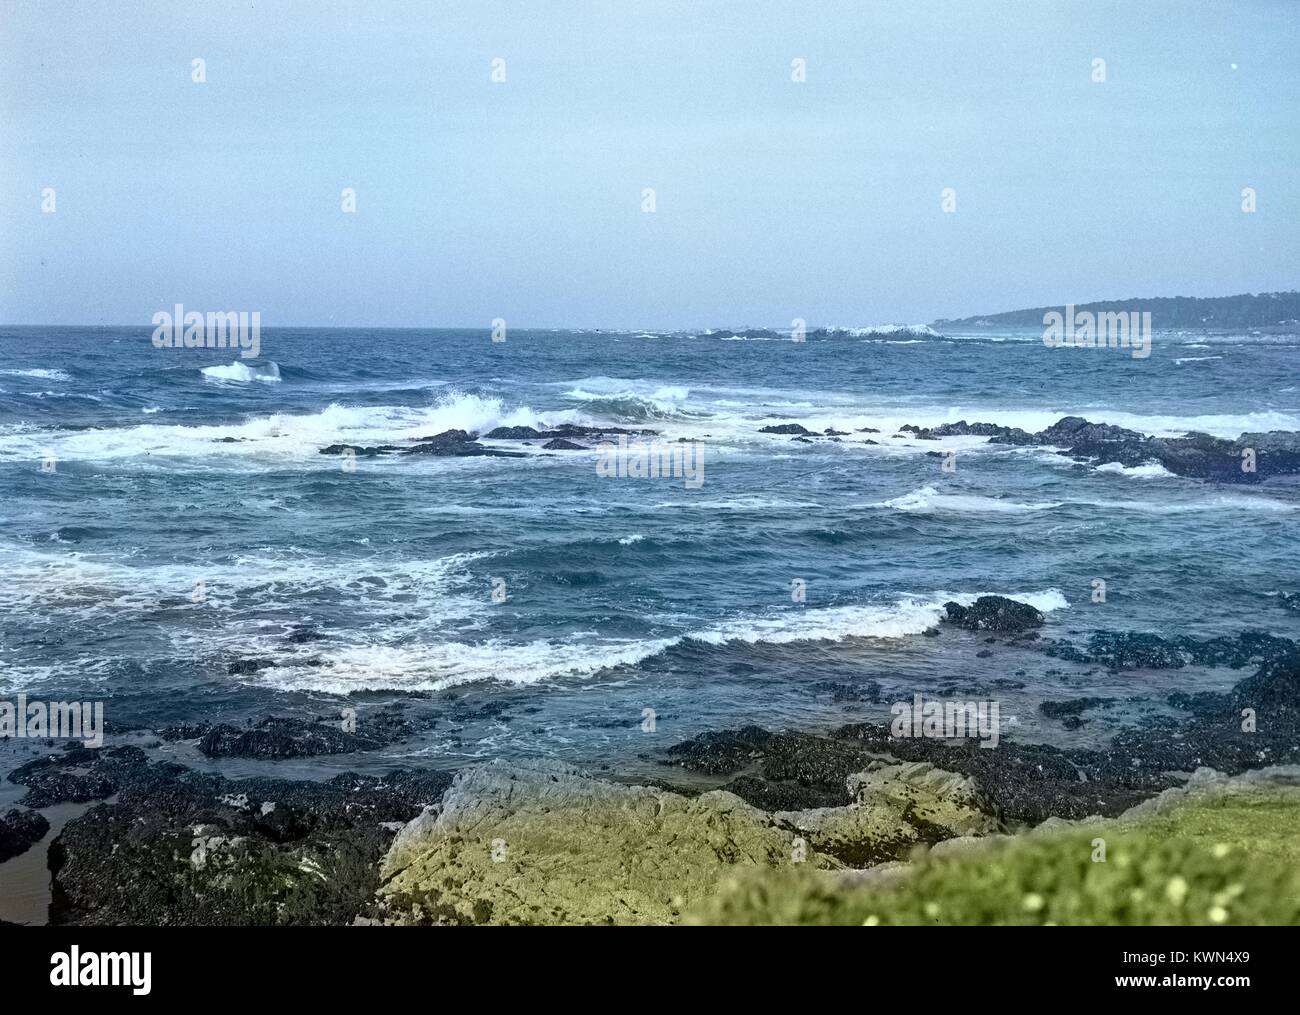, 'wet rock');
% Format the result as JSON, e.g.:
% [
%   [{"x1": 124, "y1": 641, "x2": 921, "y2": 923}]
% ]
[
  {"x1": 930, "y1": 420, "x2": 1030, "y2": 440},
  {"x1": 541, "y1": 438, "x2": 586, "y2": 450},
  {"x1": 978, "y1": 415, "x2": 1300, "y2": 483},
  {"x1": 1045, "y1": 630, "x2": 1295, "y2": 671},
  {"x1": 809, "y1": 680, "x2": 881, "y2": 703},
  {"x1": 942, "y1": 596, "x2": 1045, "y2": 634},
  {"x1": 404, "y1": 430, "x2": 524, "y2": 457},
  {"x1": 284, "y1": 625, "x2": 327, "y2": 645},
  {"x1": 664, "y1": 726, "x2": 878, "y2": 809},
  {"x1": 823, "y1": 428, "x2": 849, "y2": 436},
  {"x1": 318, "y1": 443, "x2": 404, "y2": 457},
  {"x1": 1036, "y1": 416, "x2": 1146, "y2": 445},
  {"x1": 47, "y1": 757, "x2": 451, "y2": 925},
  {"x1": 760, "y1": 424, "x2": 812, "y2": 435},
  {"x1": 197, "y1": 708, "x2": 432, "y2": 760},
  {"x1": 159, "y1": 722, "x2": 212, "y2": 742},
  {"x1": 540, "y1": 424, "x2": 657, "y2": 439},
  {"x1": 0, "y1": 808, "x2": 50, "y2": 862},
  {"x1": 482, "y1": 425, "x2": 542, "y2": 440},
  {"x1": 1039, "y1": 697, "x2": 1115, "y2": 720},
  {"x1": 8, "y1": 746, "x2": 150, "y2": 808},
  {"x1": 198, "y1": 718, "x2": 382, "y2": 759}
]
